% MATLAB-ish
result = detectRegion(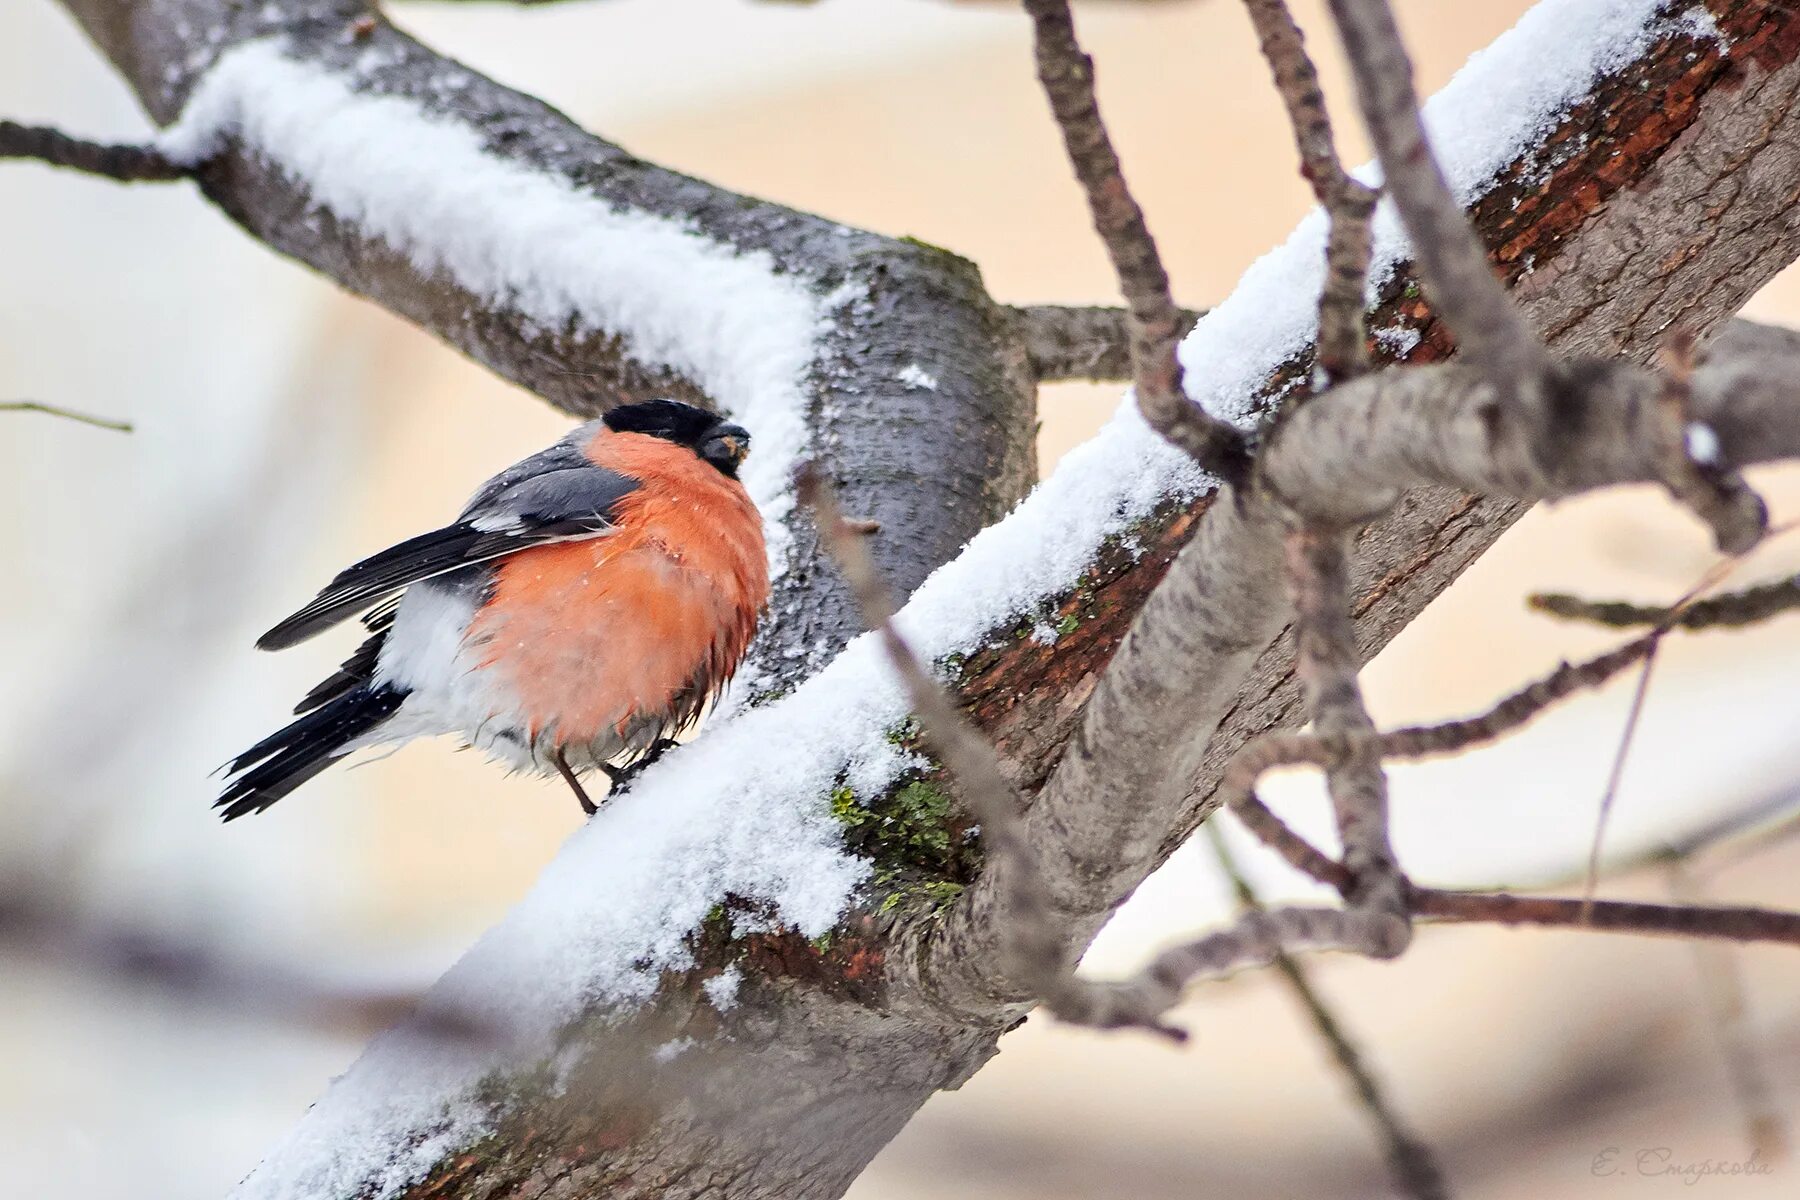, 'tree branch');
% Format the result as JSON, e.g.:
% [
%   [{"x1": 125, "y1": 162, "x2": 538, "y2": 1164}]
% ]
[
  {"x1": 1023, "y1": 0, "x2": 1248, "y2": 477},
  {"x1": 28, "y1": 2, "x2": 1800, "y2": 1196},
  {"x1": 1008, "y1": 303, "x2": 1205, "y2": 381},
  {"x1": 0, "y1": 399, "x2": 134, "y2": 432},
  {"x1": 1243, "y1": 0, "x2": 1379, "y2": 387},
  {"x1": 47, "y1": 0, "x2": 1037, "y2": 693},
  {"x1": 1412, "y1": 888, "x2": 1800, "y2": 945},
  {"x1": 1325, "y1": 0, "x2": 1543, "y2": 375},
  {"x1": 1532, "y1": 575, "x2": 1800, "y2": 630},
  {"x1": 0, "y1": 119, "x2": 186, "y2": 181},
  {"x1": 1208, "y1": 825, "x2": 1449, "y2": 1200}
]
